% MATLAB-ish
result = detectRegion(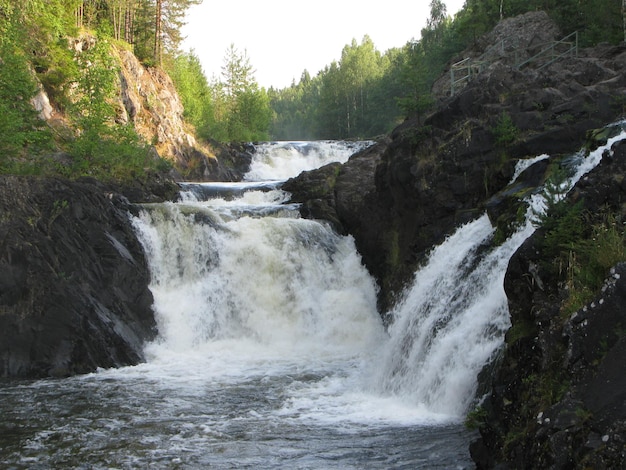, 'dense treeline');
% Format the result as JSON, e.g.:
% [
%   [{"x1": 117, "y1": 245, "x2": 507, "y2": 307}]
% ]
[
  {"x1": 268, "y1": 0, "x2": 625, "y2": 140},
  {"x1": 168, "y1": 45, "x2": 271, "y2": 143}
]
